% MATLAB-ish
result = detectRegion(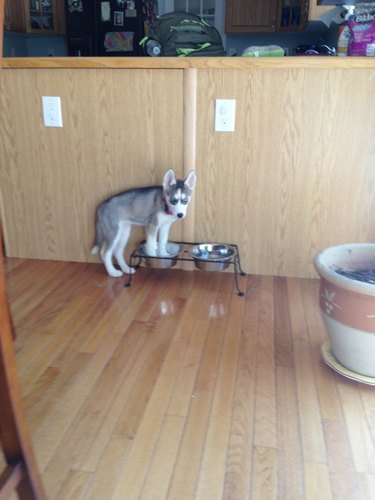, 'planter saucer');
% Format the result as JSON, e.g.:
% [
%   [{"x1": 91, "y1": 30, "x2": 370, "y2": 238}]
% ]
[{"x1": 321, "y1": 340, "x2": 375, "y2": 386}]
